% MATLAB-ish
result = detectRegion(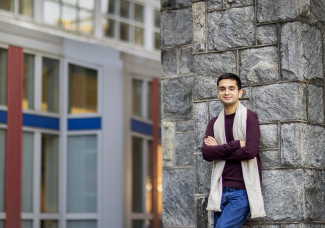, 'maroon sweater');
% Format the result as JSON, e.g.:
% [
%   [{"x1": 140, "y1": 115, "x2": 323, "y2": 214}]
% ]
[{"x1": 202, "y1": 110, "x2": 262, "y2": 190}]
